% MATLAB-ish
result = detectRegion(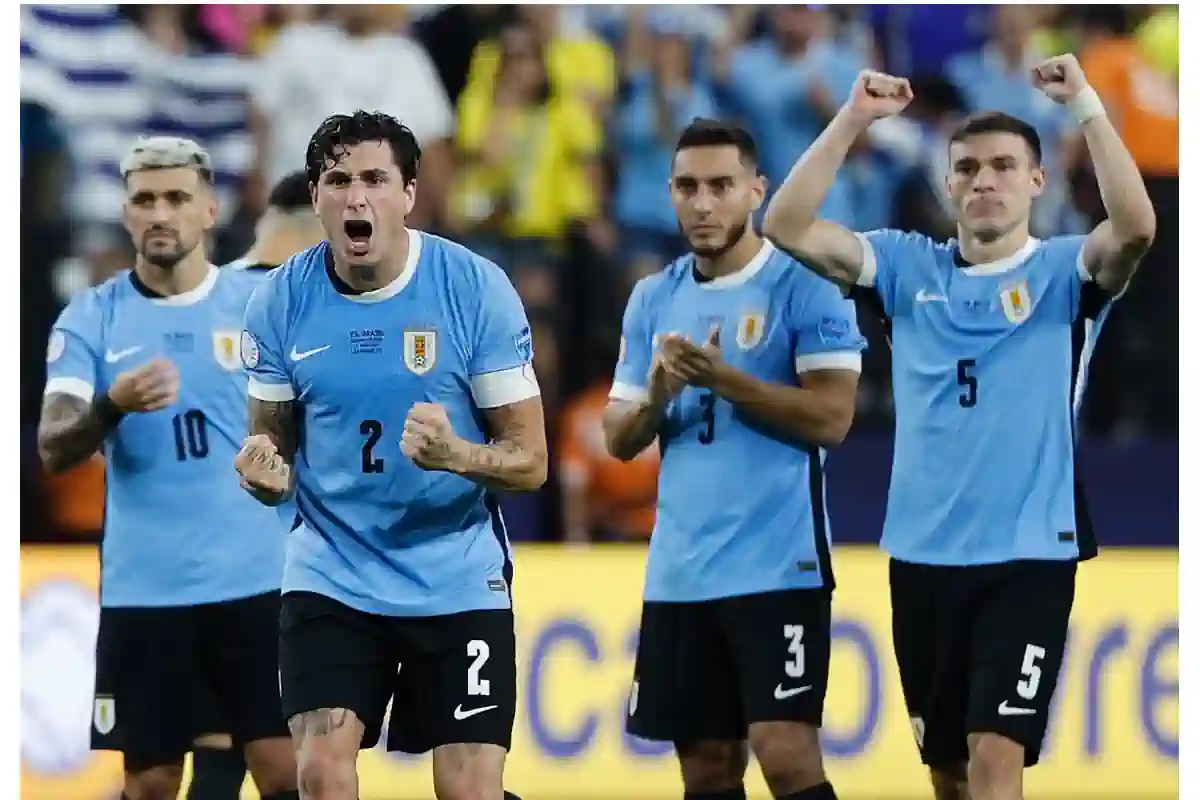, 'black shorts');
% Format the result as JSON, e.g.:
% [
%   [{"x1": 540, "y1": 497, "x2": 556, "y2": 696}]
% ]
[
  {"x1": 91, "y1": 590, "x2": 288, "y2": 771},
  {"x1": 889, "y1": 558, "x2": 1077, "y2": 769},
  {"x1": 627, "y1": 588, "x2": 832, "y2": 743},
  {"x1": 279, "y1": 591, "x2": 516, "y2": 754}
]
